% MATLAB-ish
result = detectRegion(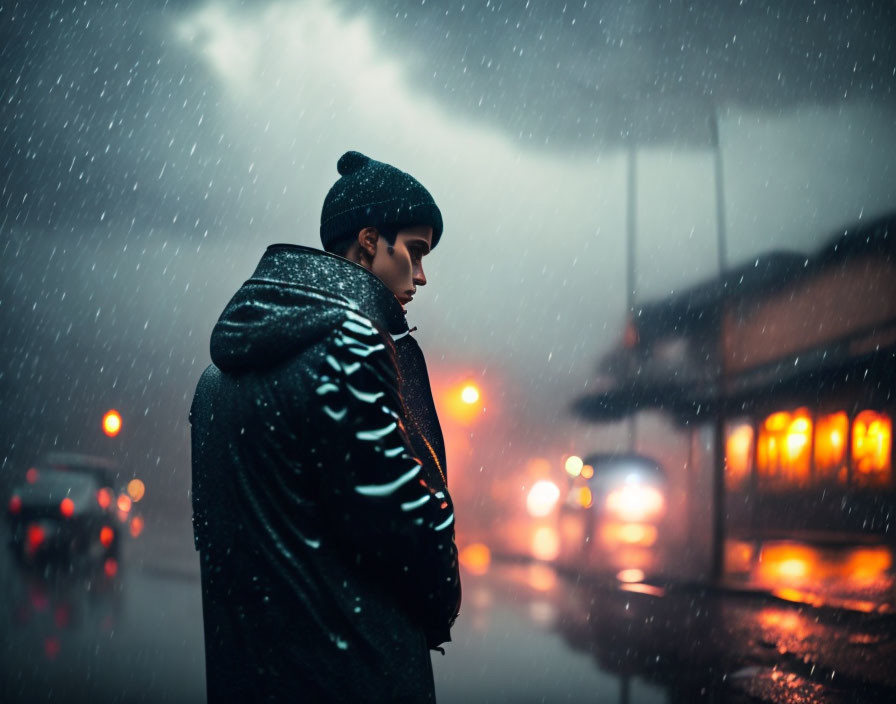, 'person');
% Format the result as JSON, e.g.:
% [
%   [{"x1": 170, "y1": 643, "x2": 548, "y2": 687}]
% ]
[{"x1": 189, "y1": 151, "x2": 461, "y2": 703}]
